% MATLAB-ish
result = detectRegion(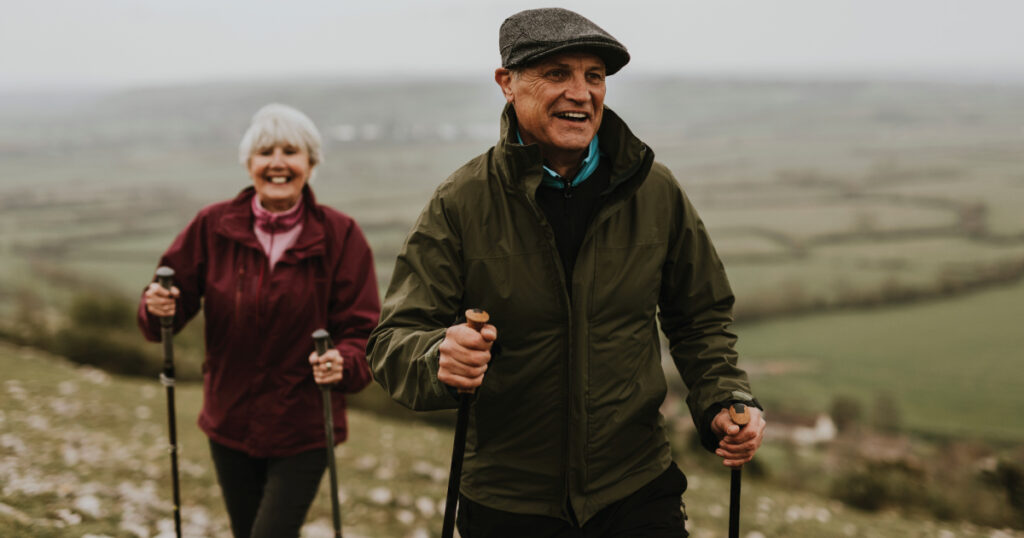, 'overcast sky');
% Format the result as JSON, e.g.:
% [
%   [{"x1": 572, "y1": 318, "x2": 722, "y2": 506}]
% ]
[{"x1": 3, "y1": 0, "x2": 1024, "y2": 91}]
